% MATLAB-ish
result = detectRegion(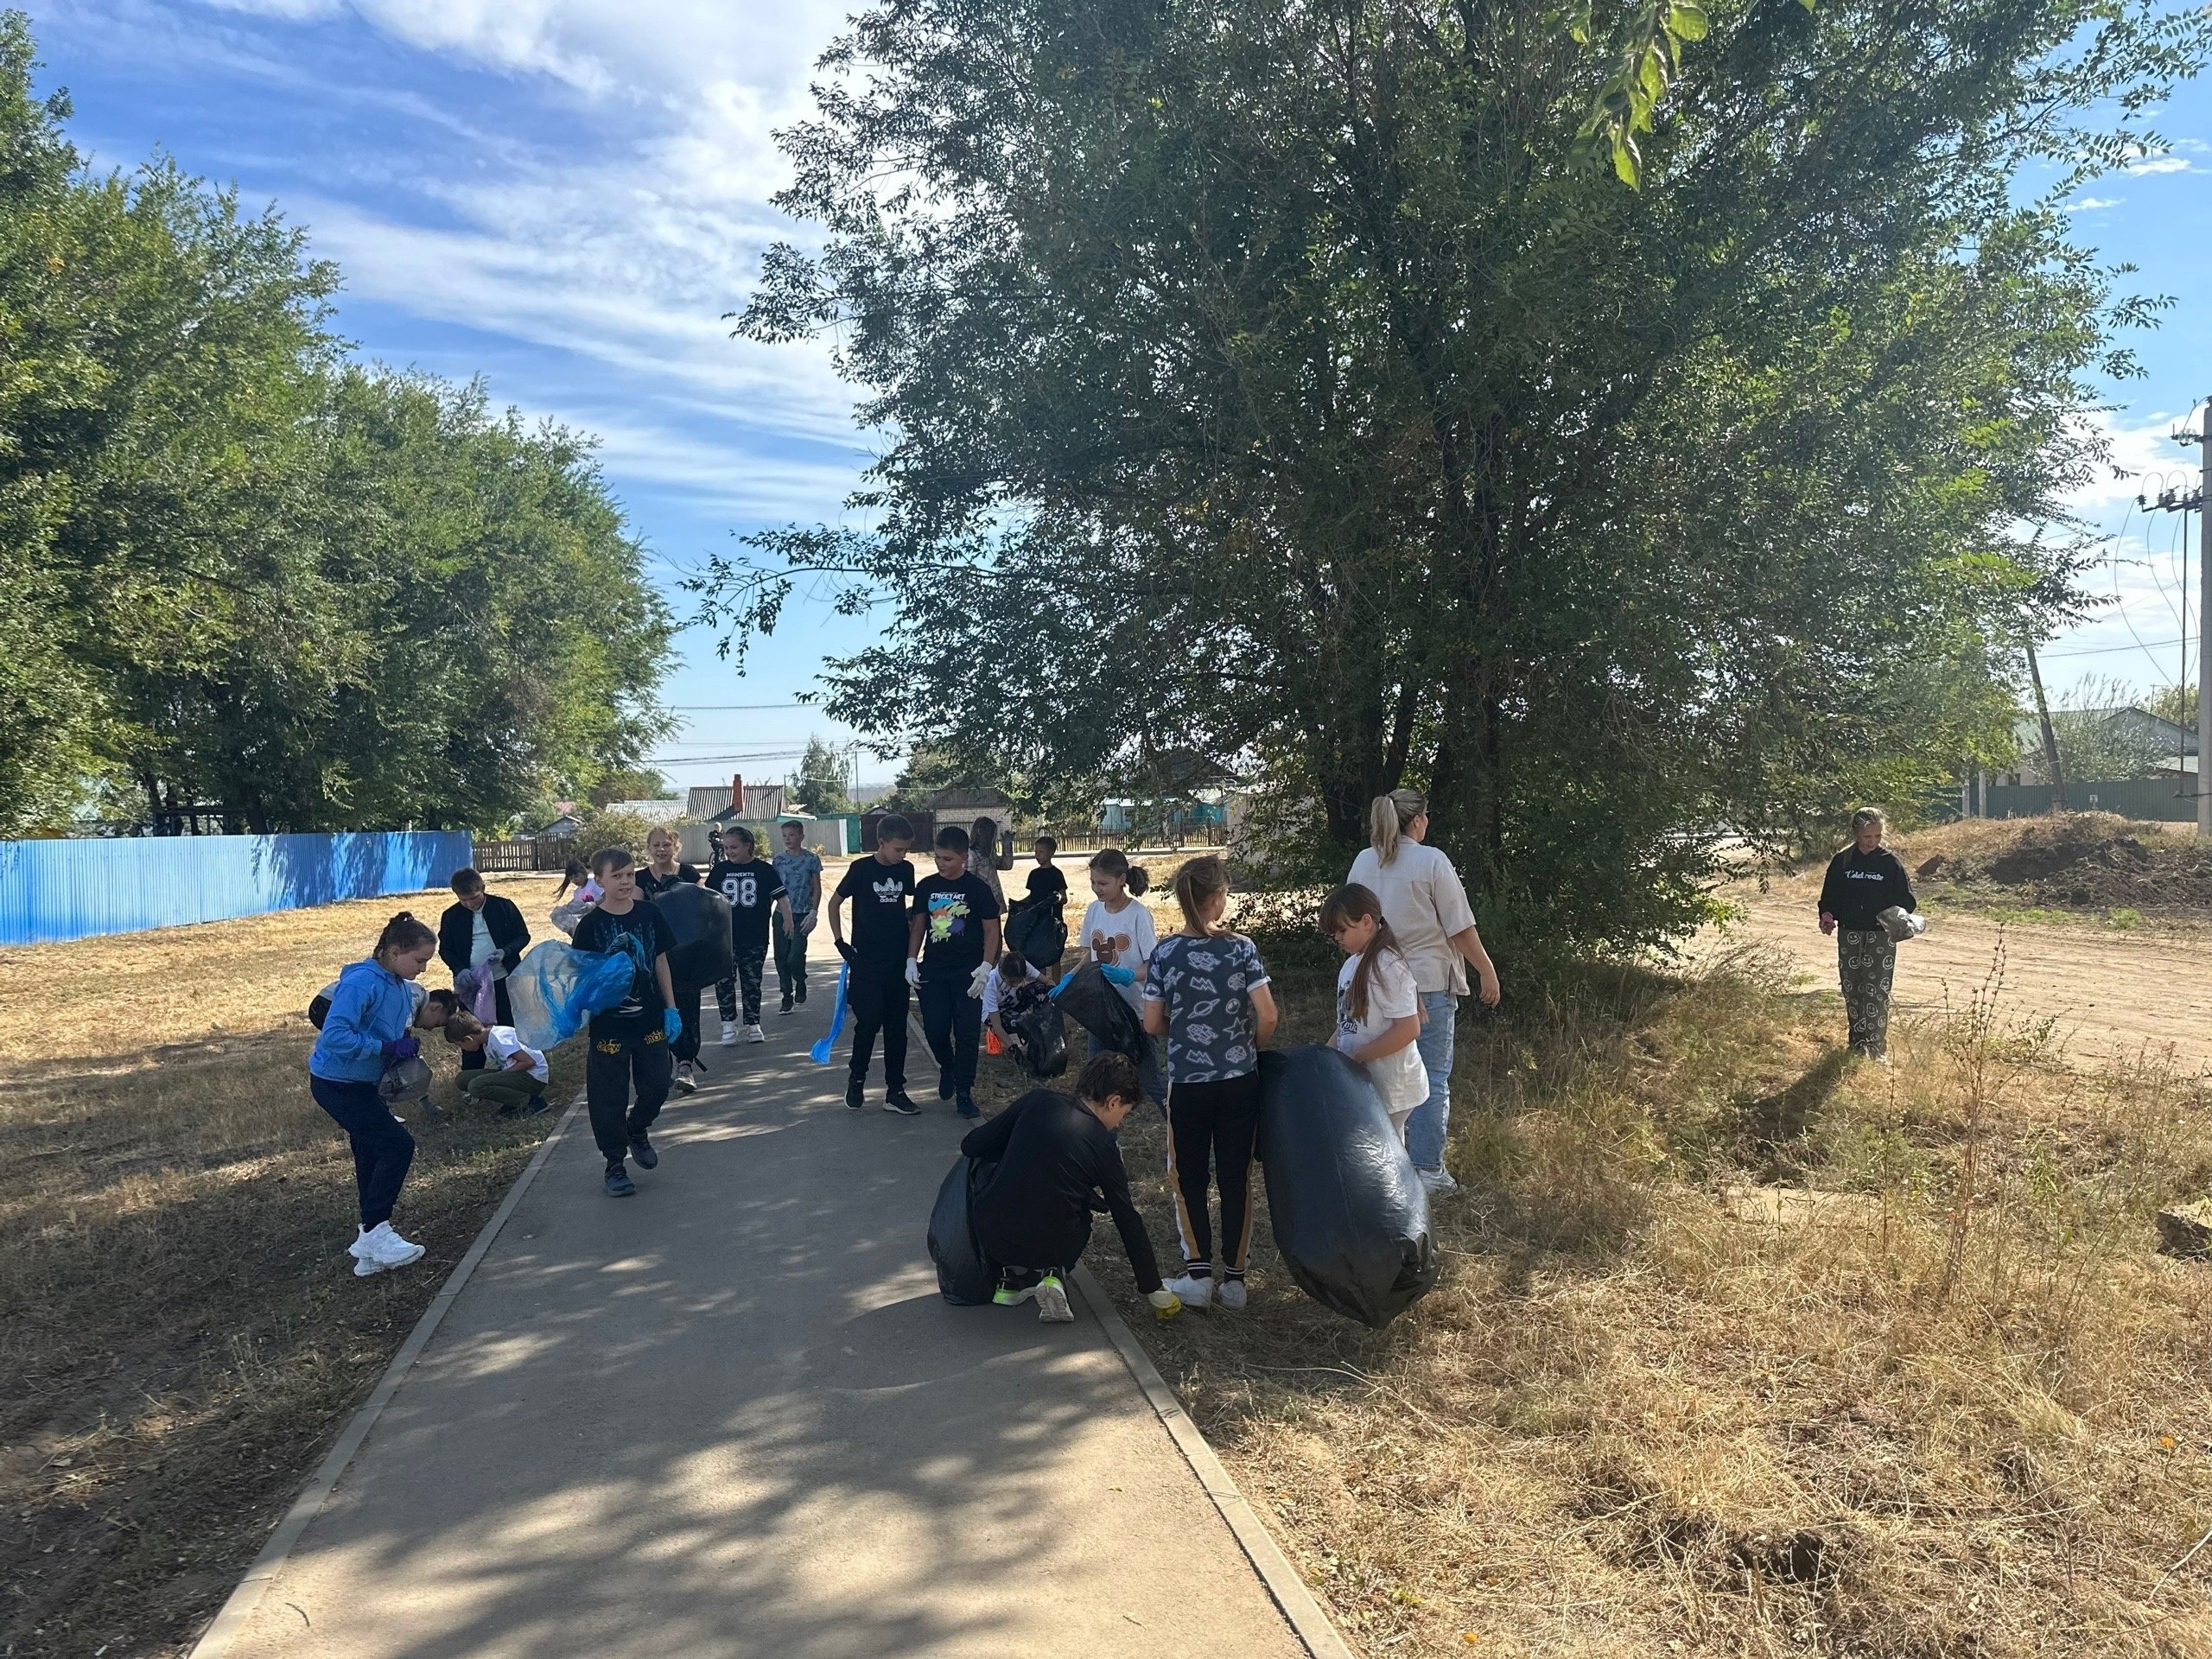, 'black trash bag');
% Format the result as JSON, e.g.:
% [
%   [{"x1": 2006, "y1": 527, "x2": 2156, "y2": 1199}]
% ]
[
  {"x1": 928, "y1": 1155, "x2": 999, "y2": 1306},
  {"x1": 1007, "y1": 988, "x2": 1069, "y2": 1079},
  {"x1": 1005, "y1": 896, "x2": 1069, "y2": 974},
  {"x1": 1051, "y1": 959, "x2": 1145, "y2": 1061},
  {"x1": 1255, "y1": 1046, "x2": 1439, "y2": 1329},
  {"x1": 650, "y1": 881, "x2": 734, "y2": 993}
]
